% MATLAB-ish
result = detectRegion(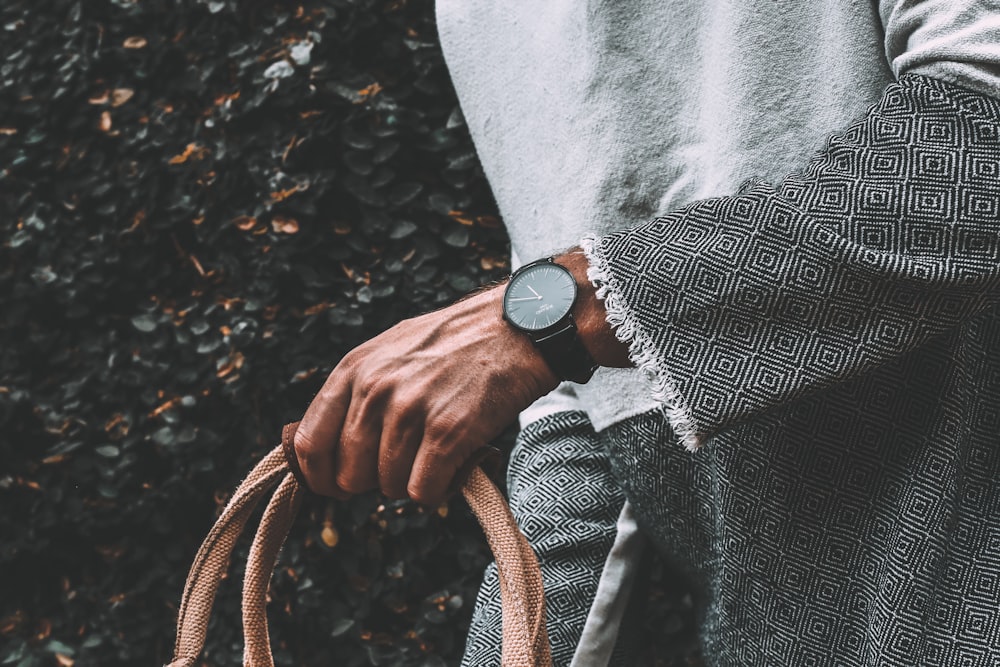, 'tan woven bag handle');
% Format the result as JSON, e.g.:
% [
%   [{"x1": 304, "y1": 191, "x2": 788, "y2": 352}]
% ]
[{"x1": 166, "y1": 421, "x2": 552, "y2": 667}]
